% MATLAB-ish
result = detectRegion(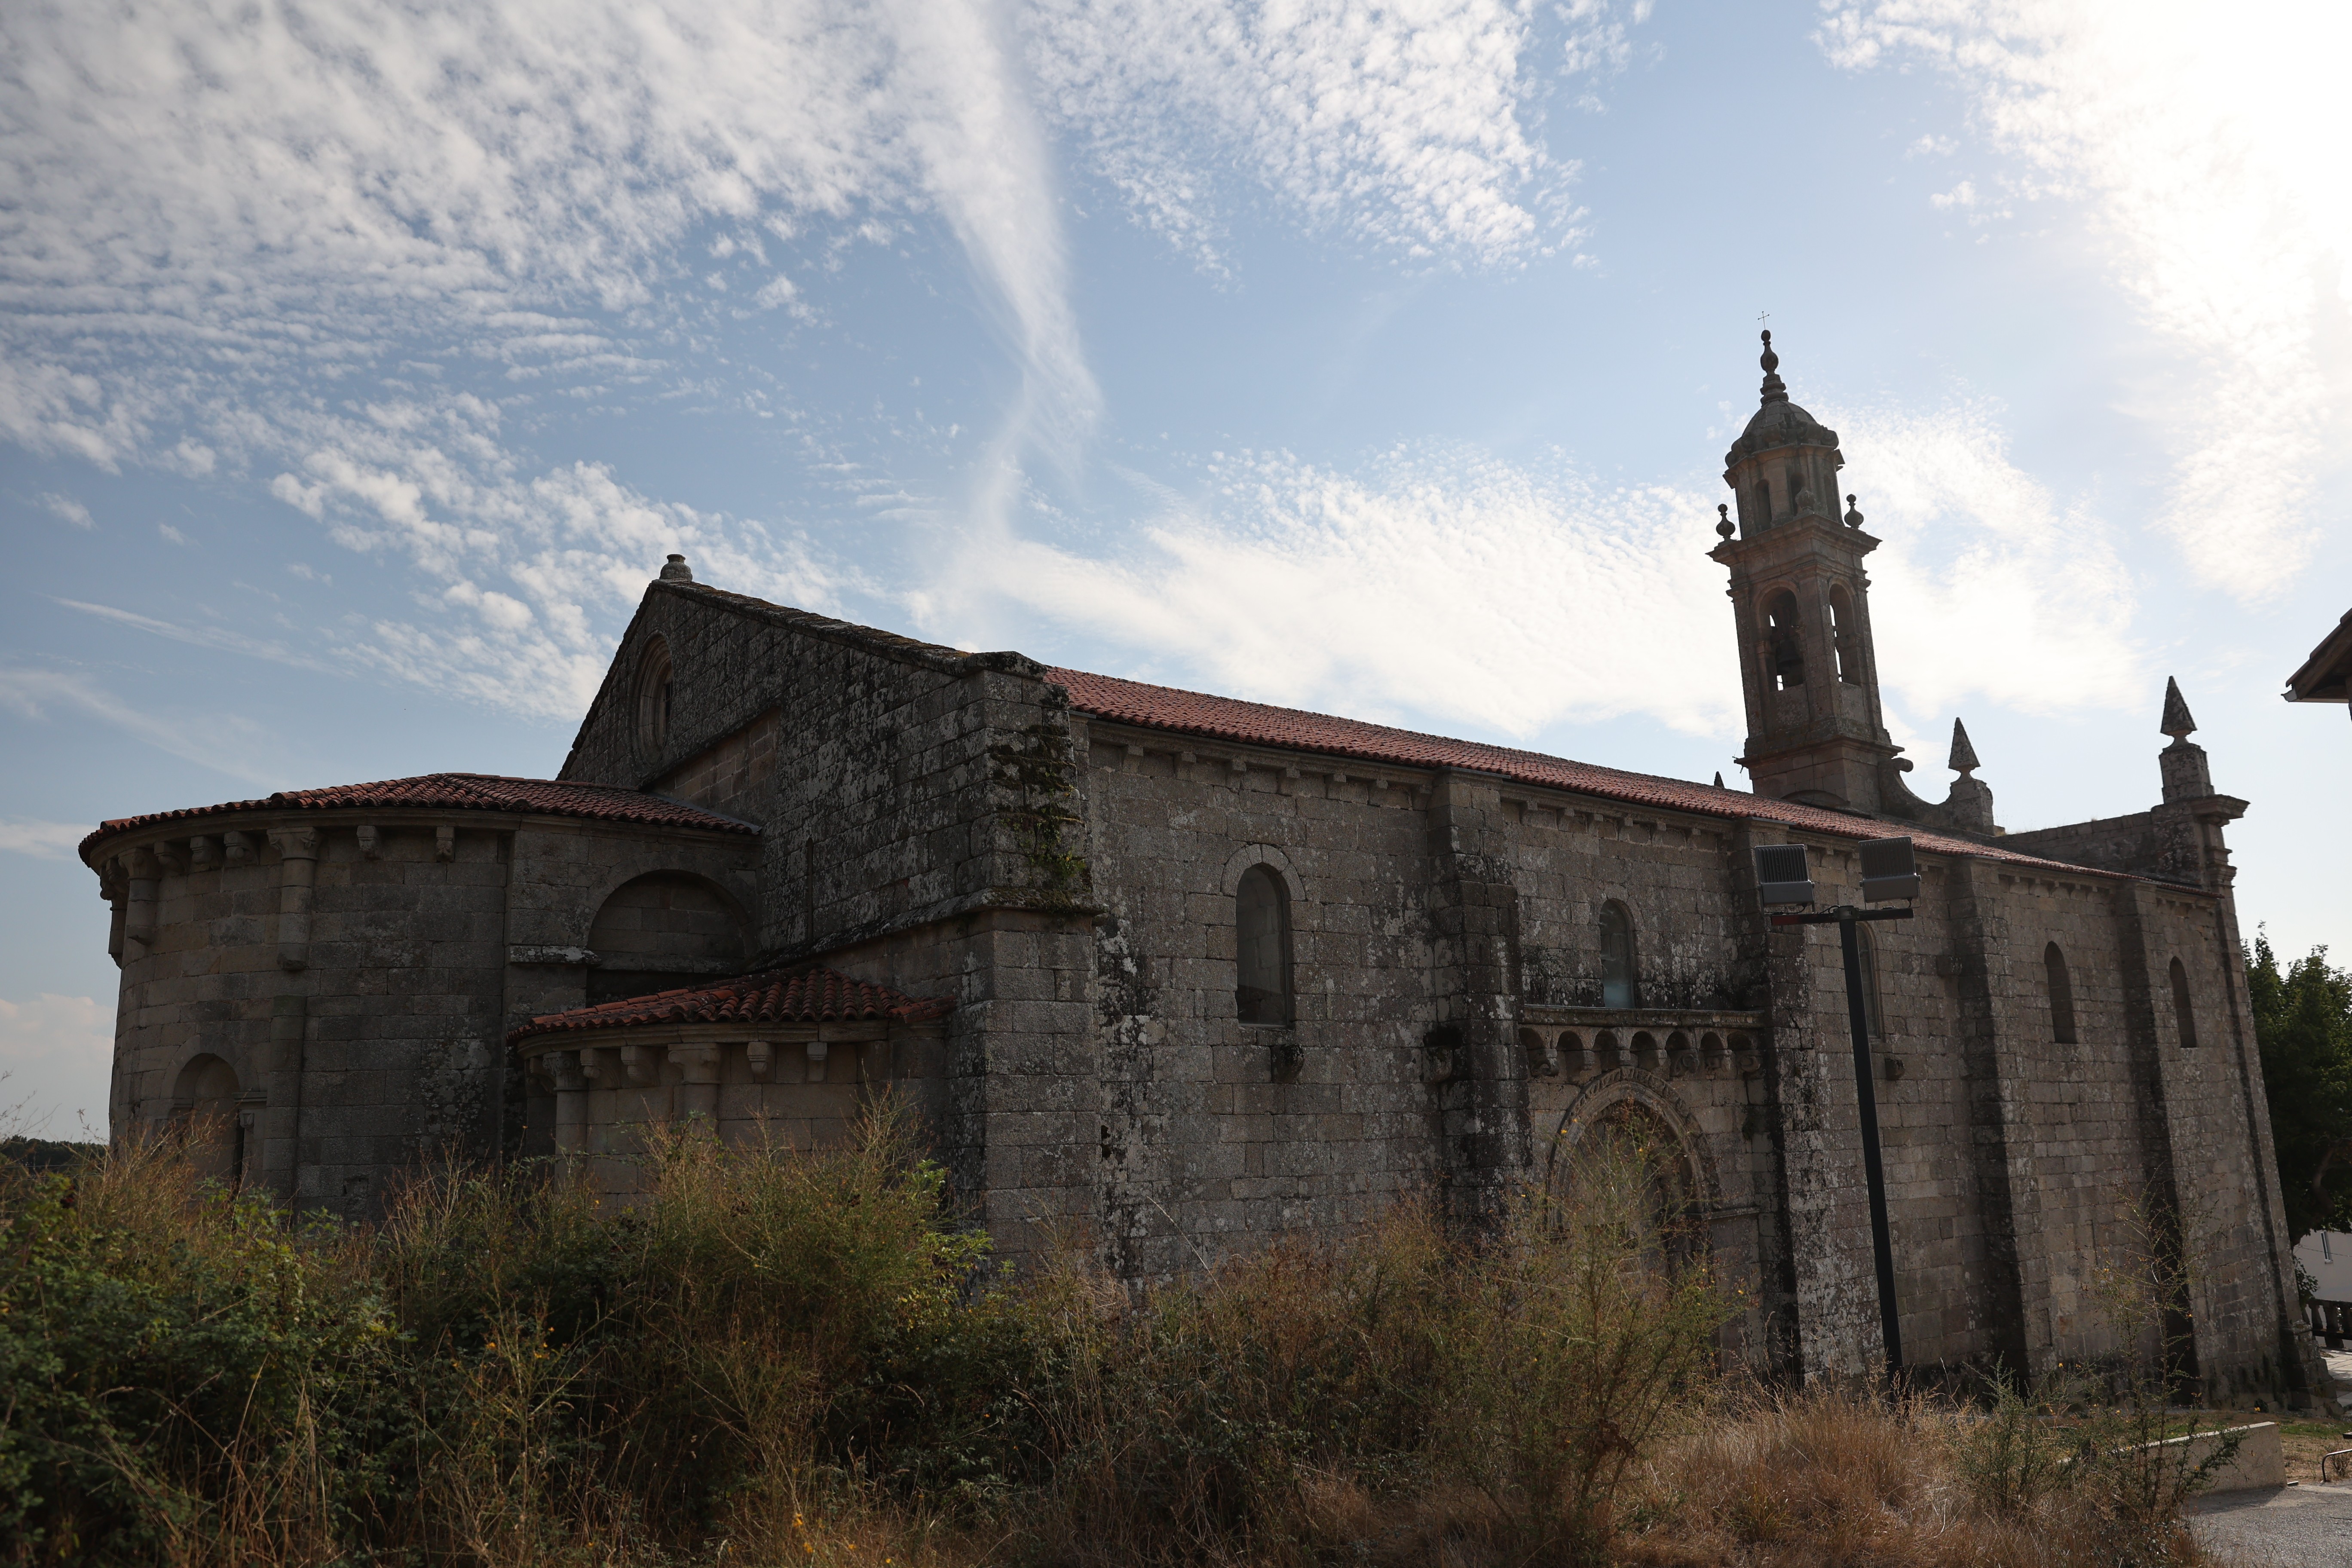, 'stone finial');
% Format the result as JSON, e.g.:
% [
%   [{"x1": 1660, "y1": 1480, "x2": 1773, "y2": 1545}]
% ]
[
  {"x1": 1713, "y1": 771, "x2": 1725, "y2": 788},
  {"x1": 1758, "y1": 330, "x2": 1788, "y2": 404},
  {"x1": 2161, "y1": 676, "x2": 2197, "y2": 740},
  {"x1": 659, "y1": 552, "x2": 694, "y2": 582},
  {"x1": 1948, "y1": 718, "x2": 1981, "y2": 776},
  {"x1": 1716, "y1": 503, "x2": 1734, "y2": 539},
  {"x1": 1844, "y1": 493, "x2": 1865, "y2": 529}
]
